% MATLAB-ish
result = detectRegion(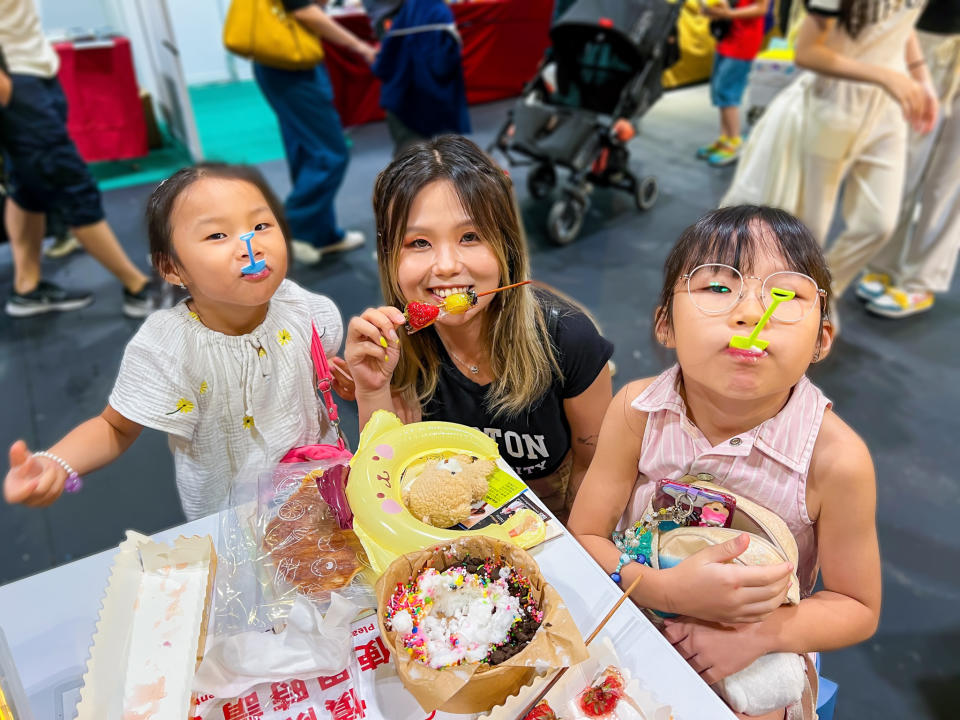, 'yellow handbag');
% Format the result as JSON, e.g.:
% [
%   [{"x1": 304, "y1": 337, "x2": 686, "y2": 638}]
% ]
[{"x1": 223, "y1": 0, "x2": 324, "y2": 71}]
